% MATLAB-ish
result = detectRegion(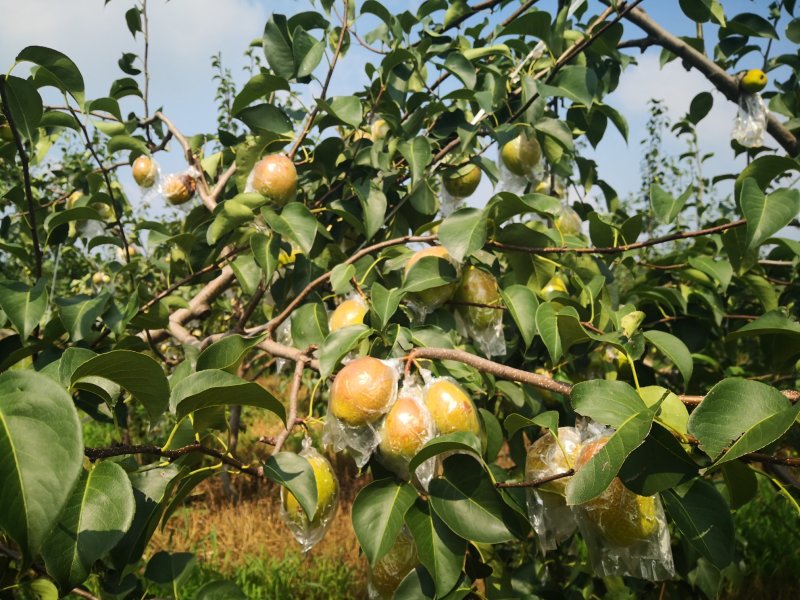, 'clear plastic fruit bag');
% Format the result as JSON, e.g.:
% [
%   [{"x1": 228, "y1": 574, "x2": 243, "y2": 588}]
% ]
[
  {"x1": 571, "y1": 426, "x2": 675, "y2": 580},
  {"x1": 367, "y1": 527, "x2": 419, "y2": 600},
  {"x1": 322, "y1": 356, "x2": 400, "y2": 467},
  {"x1": 329, "y1": 294, "x2": 368, "y2": 332},
  {"x1": 376, "y1": 378, "x2": 436, "y2": 488},
  {"x1": 733, "y1": 92, "x2": 768, "y2": 148},
  {"x1": 279, "y1": 438, "x2": 340, "y2": 552},
  {"x1": 524, "y1": 426, "x2": 582, "y2": 552},
  {"x1": 453, "y1": 265, "x2": 505, "y2": 357}
]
